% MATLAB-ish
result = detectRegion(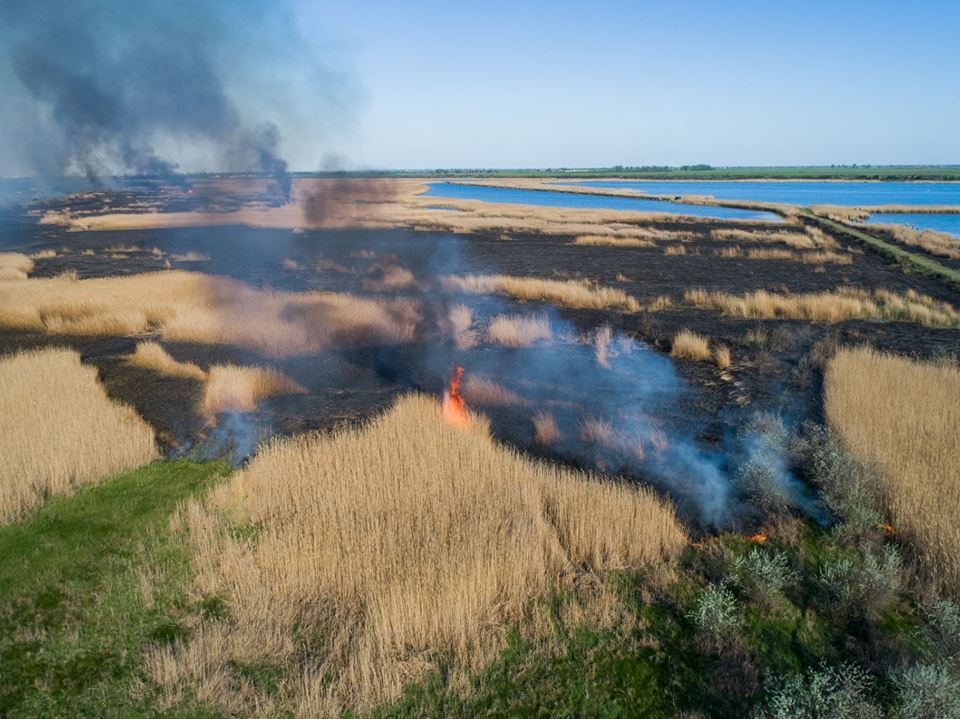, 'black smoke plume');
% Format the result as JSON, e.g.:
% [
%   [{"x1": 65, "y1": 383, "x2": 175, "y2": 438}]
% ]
[{"x1": 0, "y1": 0, "x2": 348, "y2": 199}]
